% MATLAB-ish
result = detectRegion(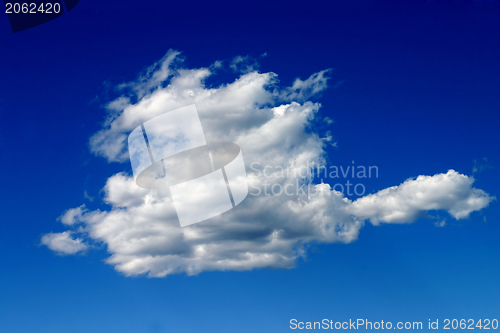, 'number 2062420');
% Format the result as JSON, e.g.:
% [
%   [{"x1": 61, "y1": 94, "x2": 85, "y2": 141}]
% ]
[
  {"x1": 5, "y1": 3, "x2": 62, "y2": 14},
  {"x1": 444, "y1": 319, "x2": 498, "y2": 330}
]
